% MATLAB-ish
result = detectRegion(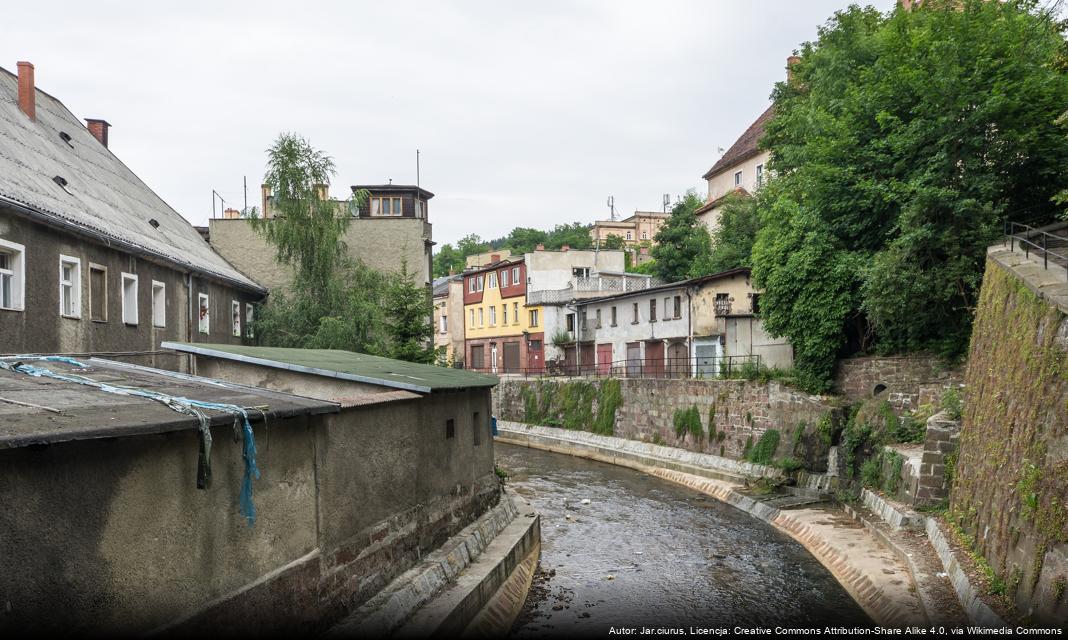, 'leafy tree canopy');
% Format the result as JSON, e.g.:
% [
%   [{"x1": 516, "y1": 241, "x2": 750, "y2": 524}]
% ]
[
  {"x1": 705, "y1": 192, "x2": 761, "y2": 274},
  {"x1": 650, "y1": 190, "x2": 714, "y2": 282},
  {"x1": 752, "y1": 0, "x2": 1068, "y2": 391}
]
